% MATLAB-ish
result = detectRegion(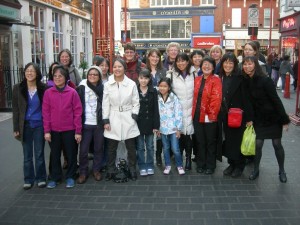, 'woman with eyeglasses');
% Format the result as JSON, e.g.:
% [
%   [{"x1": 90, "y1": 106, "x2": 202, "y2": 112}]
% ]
[
  {"x1": 12, "y1": 62, "x2": 47, "y2": 190},
  {"x1": 76, "y1": 66, "x2": 104, "y2": 184}
]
